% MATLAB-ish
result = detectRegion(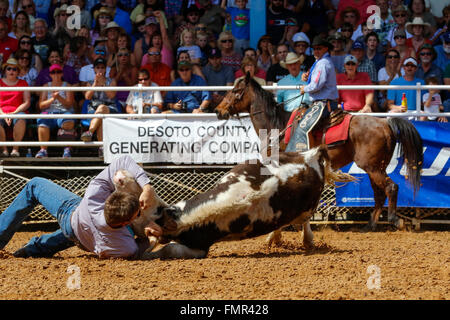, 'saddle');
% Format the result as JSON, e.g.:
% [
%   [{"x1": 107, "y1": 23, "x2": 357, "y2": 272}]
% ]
[{"x1": 284, "y1": 106, "x2": 352, "y2": 148}]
